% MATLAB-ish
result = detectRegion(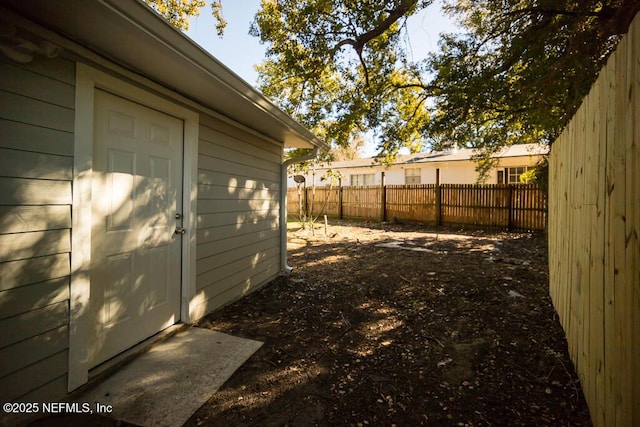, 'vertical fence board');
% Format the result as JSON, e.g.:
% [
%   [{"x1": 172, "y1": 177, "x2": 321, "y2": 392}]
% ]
[
  {"x1": 582, "y1": 83, "x2": 595, "y2": 419},
  {"x1": 613, "y1": 34, "x2": 632, "y2": 427},
  {"x1": 567, "y1": 104, "x2": 578, "y2": 363},
  {"x1": 602, "y1": 53, "x2": 618, "y2": 427},
  {"x1": 582, "y1": 97, "x2": 591, "y2": 389},
  {"x1": 629, "y1": 20, "x2": 640, "y2": 427},
  {"x1": 575, "y1": 94, "x2": 586, "y2": 400},
  {"x1": 591, "y1": 71, "x2": 607, "y2": 427}
]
